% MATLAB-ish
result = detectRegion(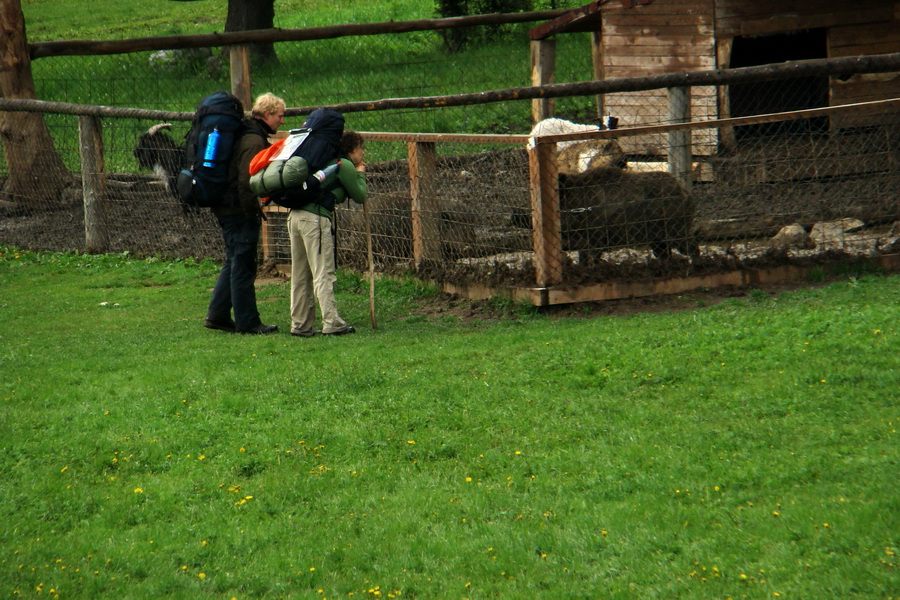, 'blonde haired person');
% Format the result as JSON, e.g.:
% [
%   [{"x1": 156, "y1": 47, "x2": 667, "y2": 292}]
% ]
[
  {"x1": 251, "y1": 92, "x2": 287, "y2": 129},
  {"x1": 205, "y1": 92, "x2": 285, "y2": 334}
]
